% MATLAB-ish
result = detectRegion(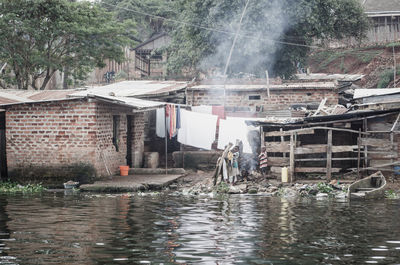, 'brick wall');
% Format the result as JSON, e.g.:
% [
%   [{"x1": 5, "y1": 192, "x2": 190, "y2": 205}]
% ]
[
  {"x1": 6, "y1": 99, "x2": 147, "y2": 178},
  {"x1": 6, "y1": 99, "x2": 98, "y2": 169},
  {"x1": 187, "y1": 89, "x2": 338, "y2": 110},
  {"x1": 131, "y1": 112, "x2": 145, "y2": 167}
]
